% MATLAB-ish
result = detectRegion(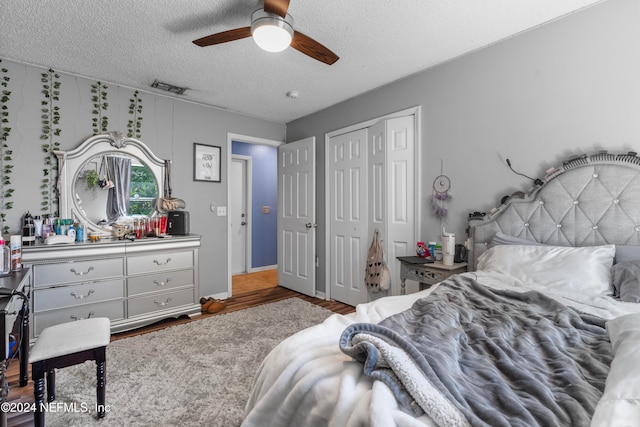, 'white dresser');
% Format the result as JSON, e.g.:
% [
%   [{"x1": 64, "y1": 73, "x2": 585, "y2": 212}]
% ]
[{"x1": 22, "y1": 235, "x2": 201, "y2": 340}]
